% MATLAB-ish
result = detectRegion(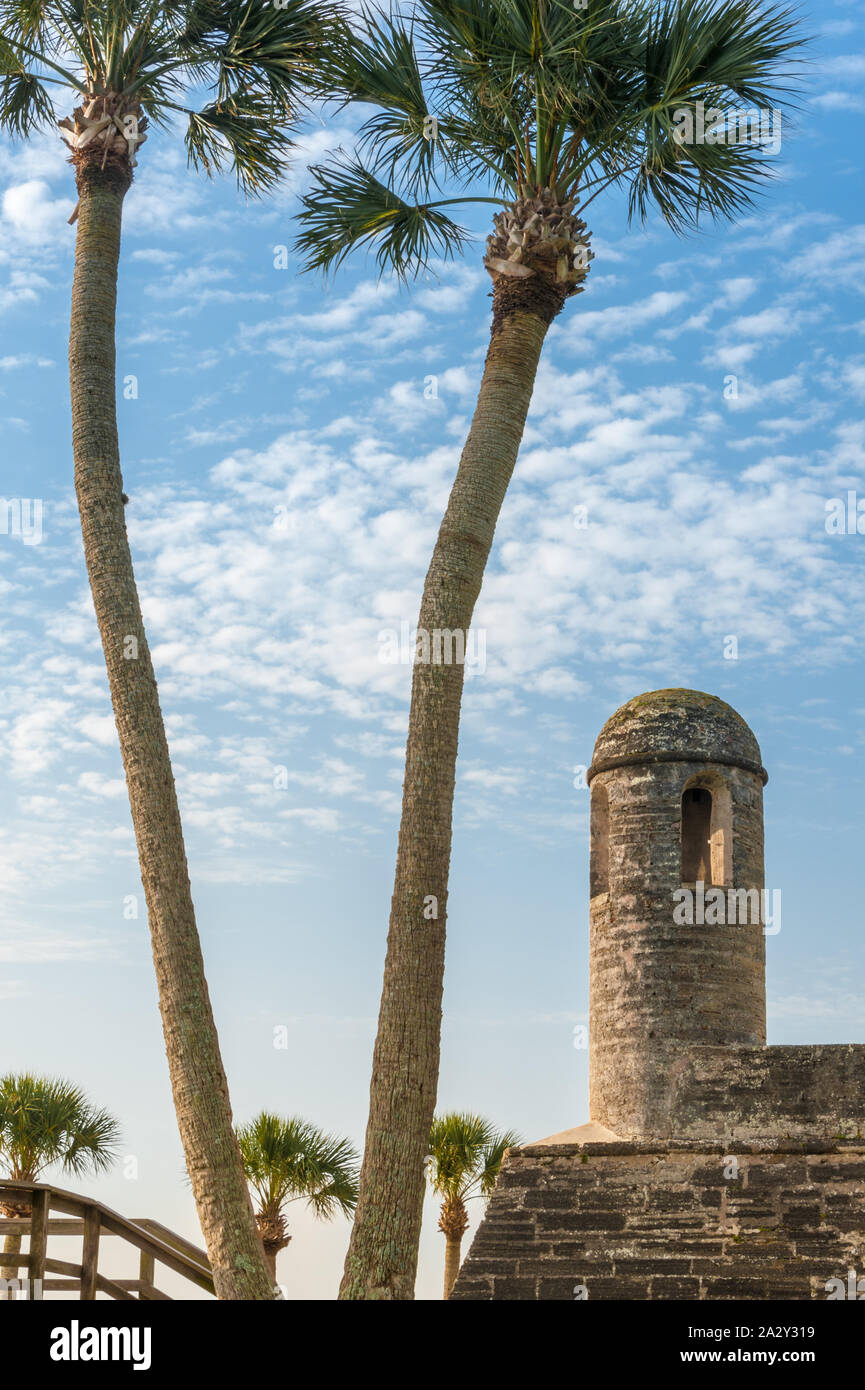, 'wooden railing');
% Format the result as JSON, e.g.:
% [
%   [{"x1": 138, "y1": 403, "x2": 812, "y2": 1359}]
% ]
[{"x1": 0, "y1": 1180, "x2": 215, "y2": 1300}]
